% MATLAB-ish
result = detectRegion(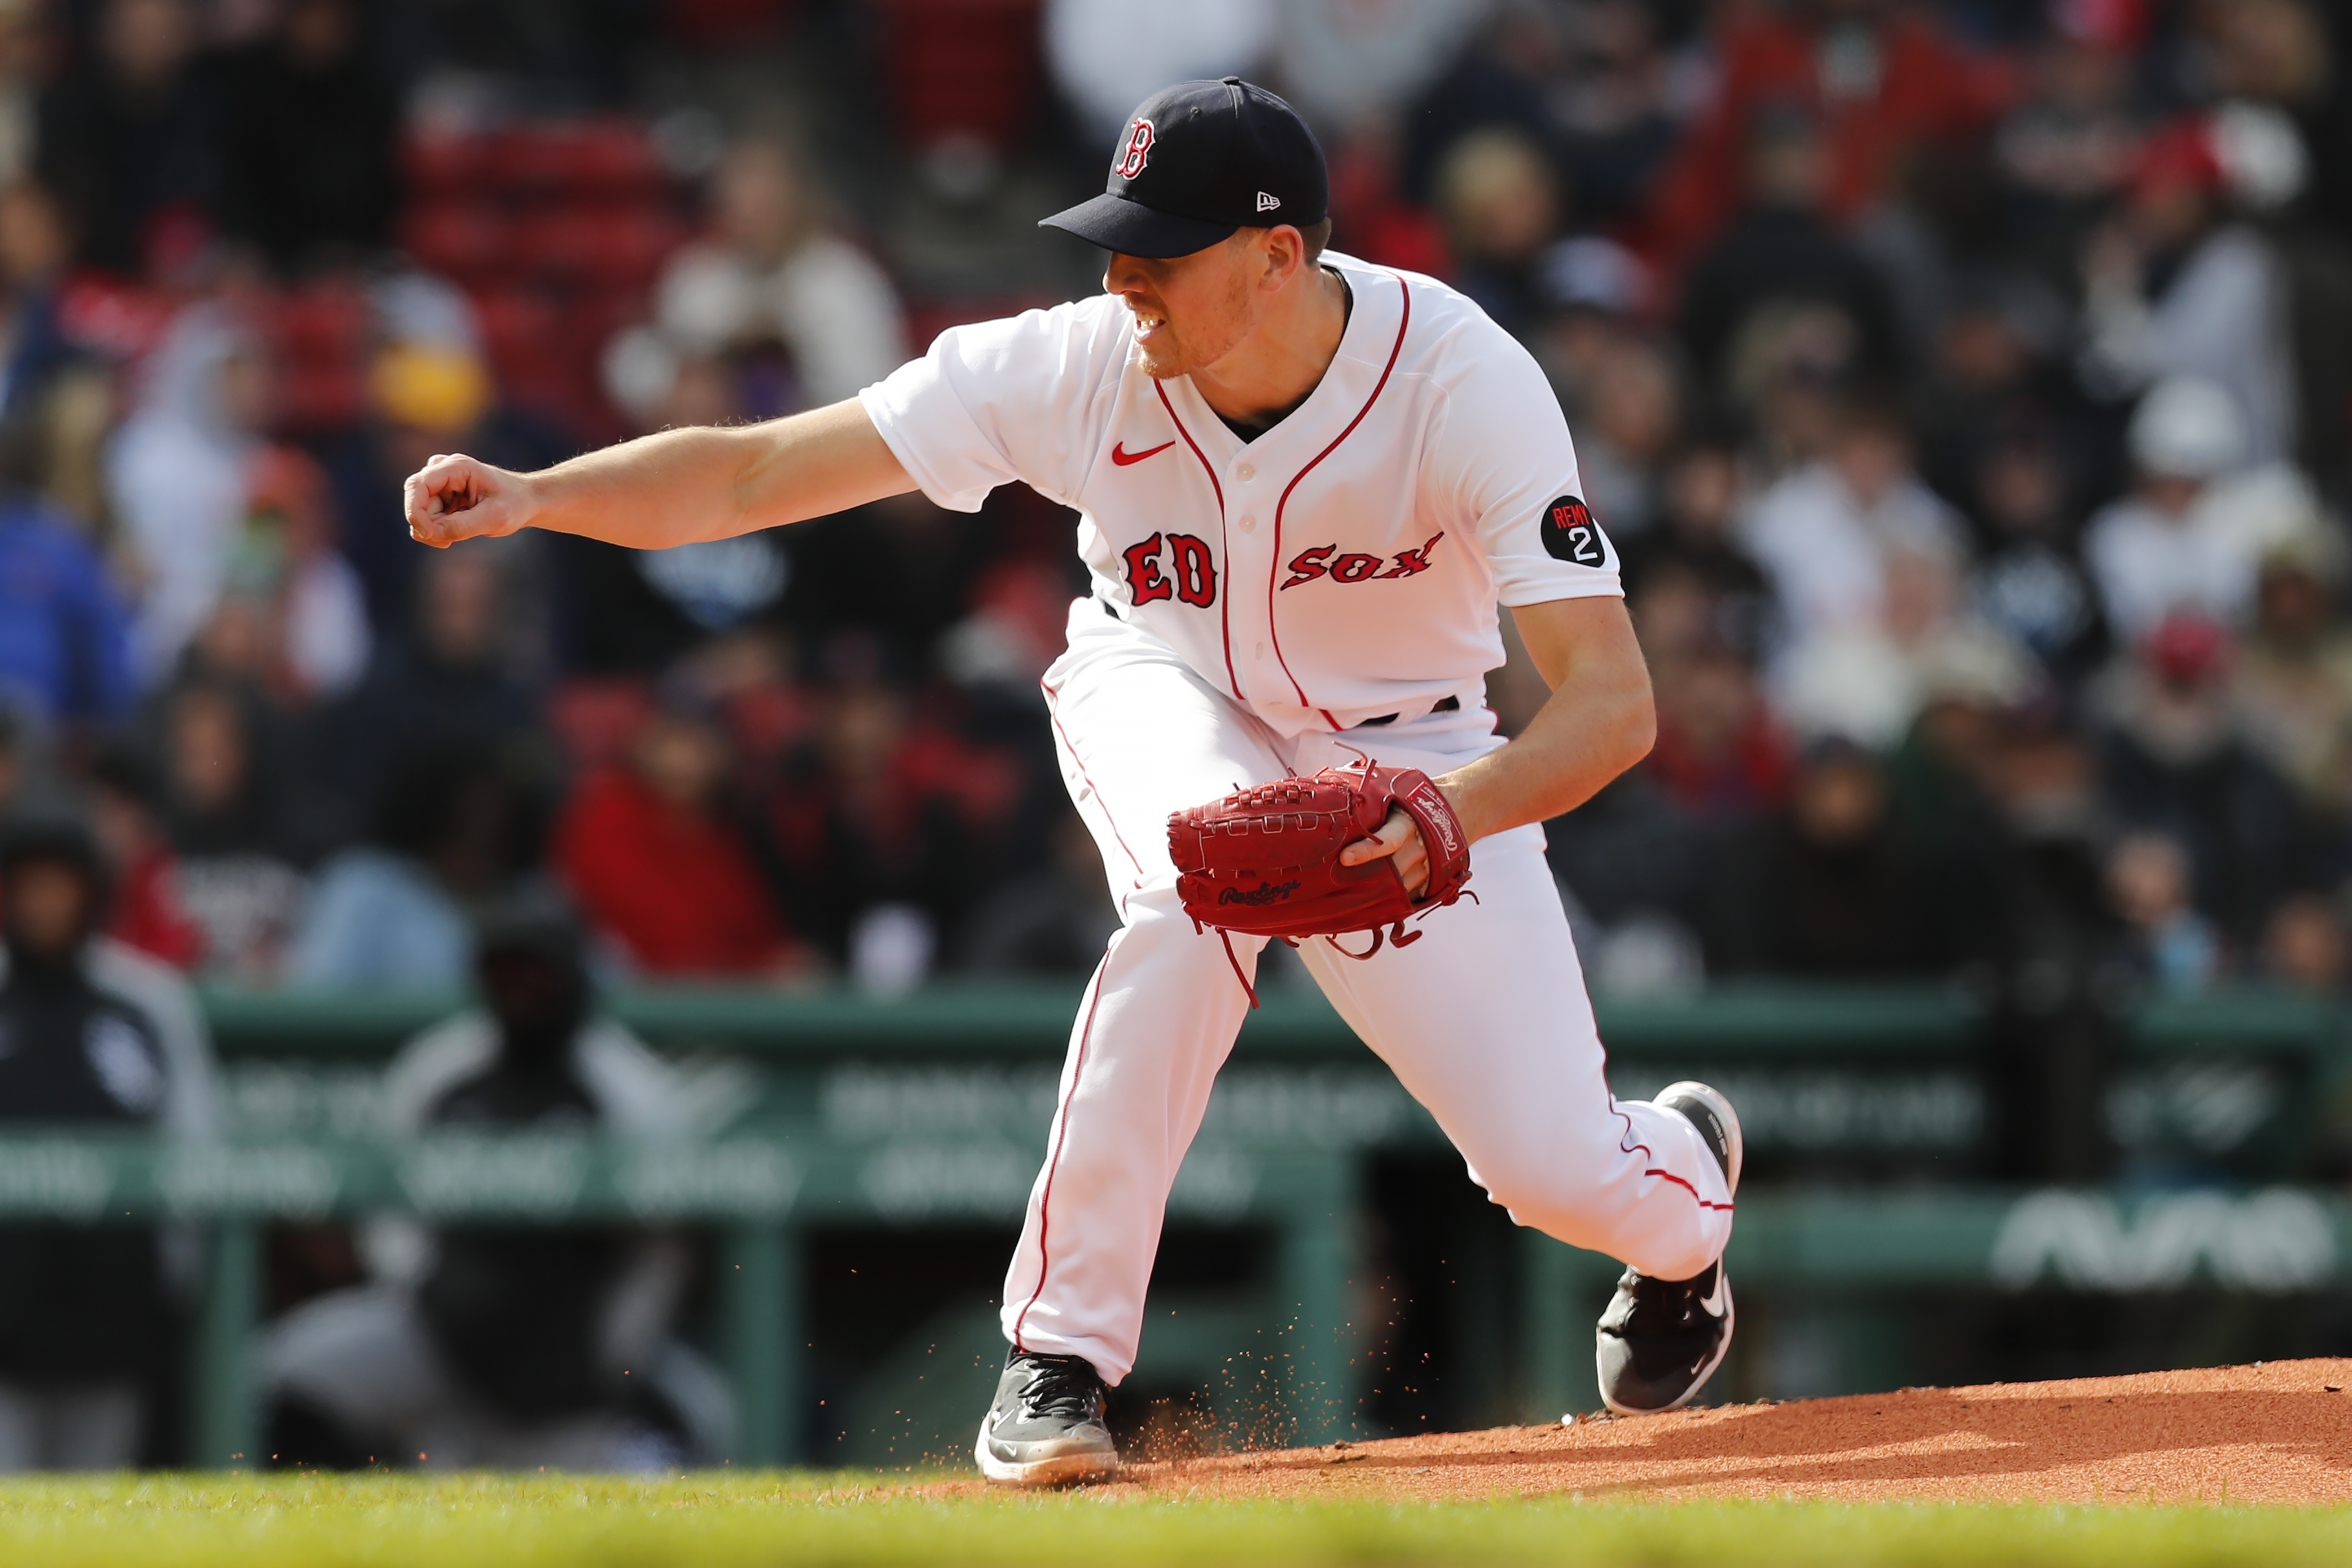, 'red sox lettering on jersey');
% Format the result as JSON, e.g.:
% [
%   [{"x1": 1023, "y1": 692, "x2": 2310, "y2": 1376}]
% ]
[
  {"x1": 1120, "y1": 532, "x2": 1216, "y2": 607},
  {"x1": 859, "y1": 253, "x2": 1618, "y2": 737},
  {"x1": 1280, "y1": 532, "x2": 1445, "y2": 588}
]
